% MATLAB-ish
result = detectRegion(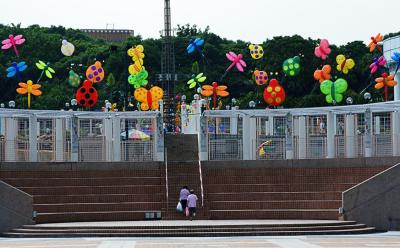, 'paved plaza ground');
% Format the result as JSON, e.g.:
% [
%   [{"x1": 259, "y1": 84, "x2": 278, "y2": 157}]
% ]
[{"x1": 0, "y1": 232, "x2": 399, "y2": 248}]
